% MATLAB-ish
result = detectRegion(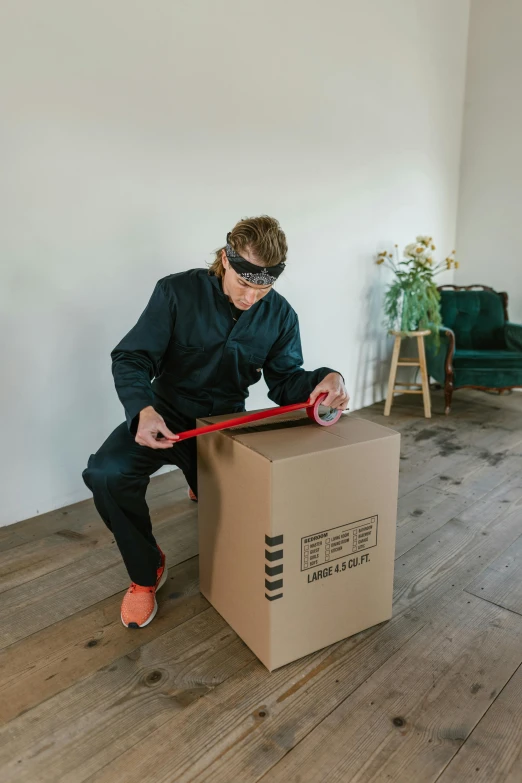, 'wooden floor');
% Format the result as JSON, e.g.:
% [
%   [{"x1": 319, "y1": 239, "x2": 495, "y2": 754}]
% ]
[{"x1": 1, "y1": 389, "x2": 522, "y2": 783}]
